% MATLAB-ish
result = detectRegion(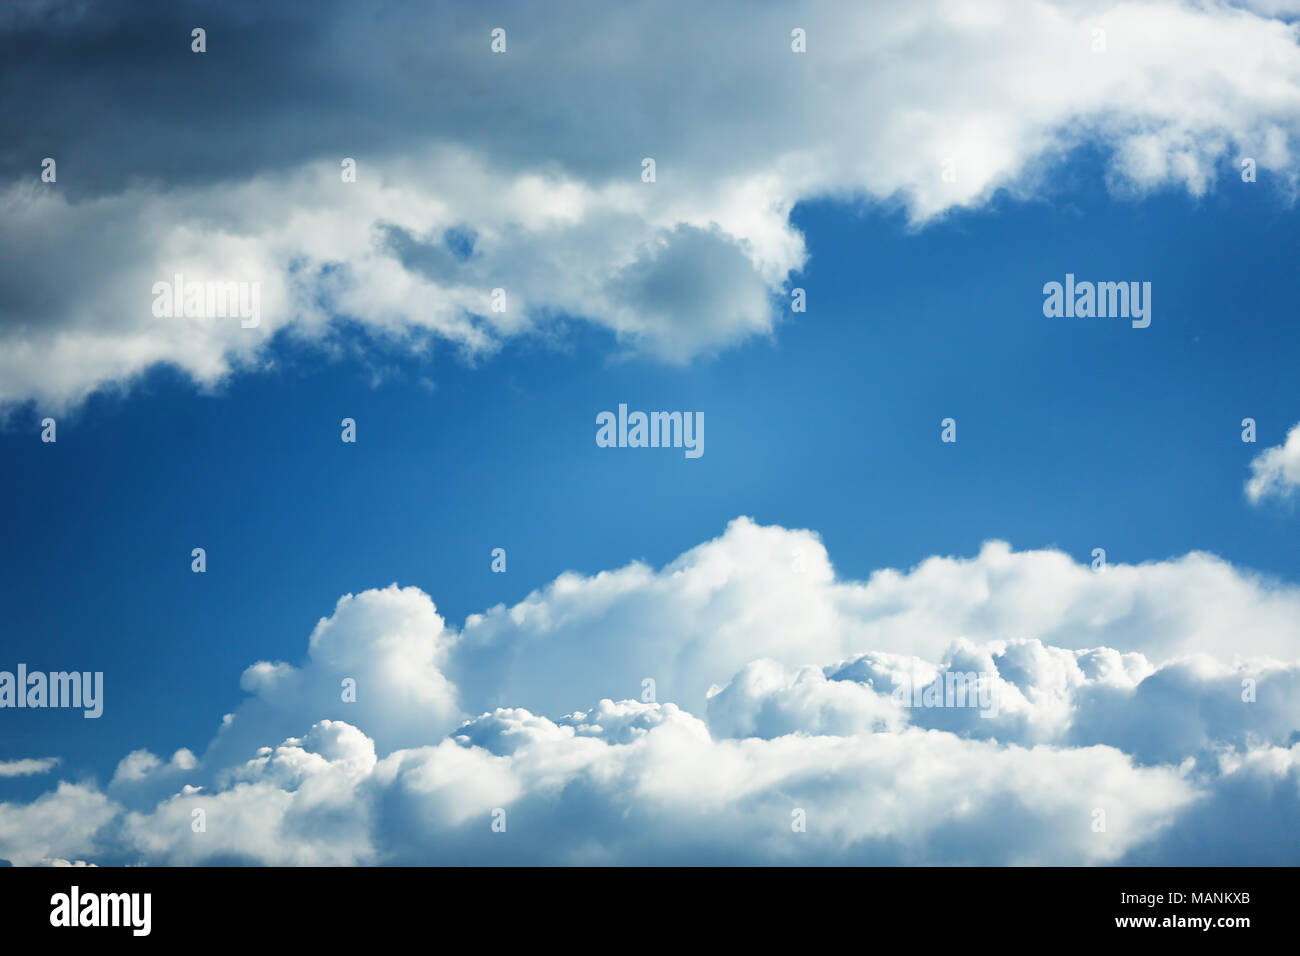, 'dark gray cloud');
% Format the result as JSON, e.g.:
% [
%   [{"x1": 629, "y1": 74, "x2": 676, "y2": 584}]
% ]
[{"x1": 3, "y1": 0, "x2": 1298, "y2": 409}]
